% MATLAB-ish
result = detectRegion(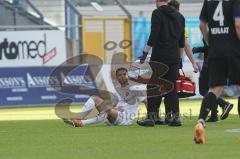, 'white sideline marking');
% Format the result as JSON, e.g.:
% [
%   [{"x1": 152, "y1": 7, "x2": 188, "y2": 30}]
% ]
[{"x1": 226, "y1": 129, "x2": 240, "y2": 133}]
